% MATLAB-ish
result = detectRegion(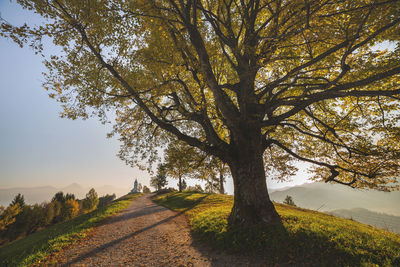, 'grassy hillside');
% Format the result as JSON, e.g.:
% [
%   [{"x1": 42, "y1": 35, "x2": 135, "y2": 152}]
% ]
[
  {"x1": 0, "y1": 193, "x2": 141, "y2": 266},
  {"x1": 154, "y1": 192, "x2": 400, "y2": 266}
]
